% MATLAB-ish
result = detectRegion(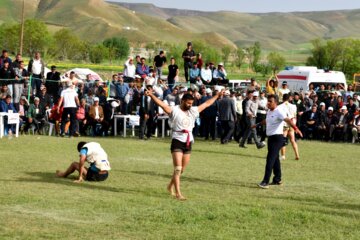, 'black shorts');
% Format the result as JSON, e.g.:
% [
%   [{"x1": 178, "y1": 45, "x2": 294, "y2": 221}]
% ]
[
  {"x1": 170, "y1": 139, "x2": 192, "y2": 154},
  {"x1": 86, "y1": 168, "x2": 109, "y2": 181}
]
